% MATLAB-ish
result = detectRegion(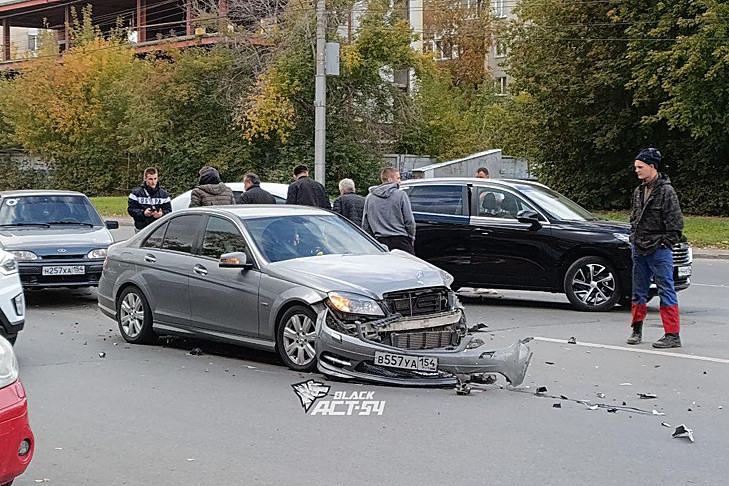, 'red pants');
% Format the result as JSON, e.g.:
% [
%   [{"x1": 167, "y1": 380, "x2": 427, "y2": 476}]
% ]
[{"x1": 631, "y1": 303, "x2": 680, "y2": 334}]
